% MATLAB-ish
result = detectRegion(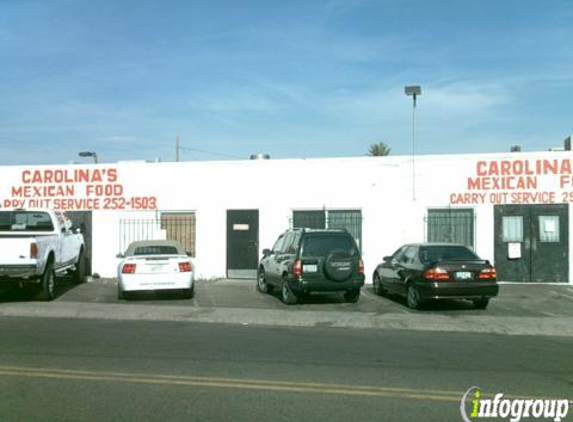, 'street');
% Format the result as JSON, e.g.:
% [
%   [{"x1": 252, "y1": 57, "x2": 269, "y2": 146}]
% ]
[
  {"x1": 0, "y1": 279, "x2": 572, "y2": 421},
  {"x1": 0, "y1": 316, "x2": 571, "y2": 422}
]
